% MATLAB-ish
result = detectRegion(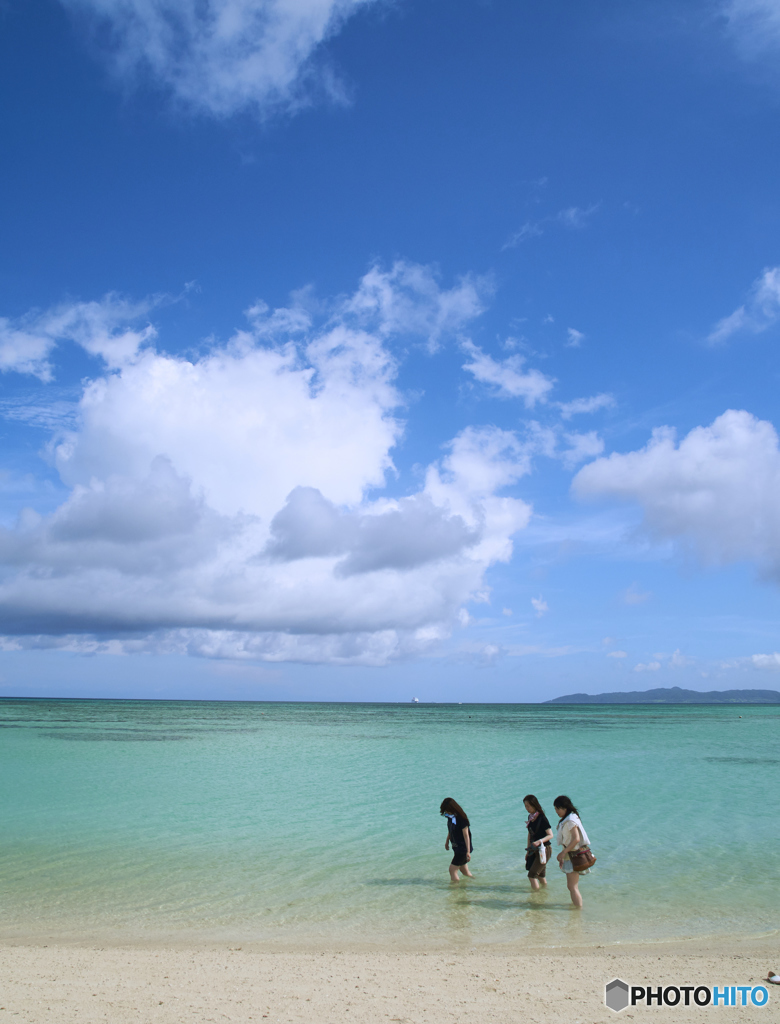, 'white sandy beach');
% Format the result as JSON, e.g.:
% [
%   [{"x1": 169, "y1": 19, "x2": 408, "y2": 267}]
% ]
[{"x1": 1, "y1": 937, "x2": 776, "y2": 1024}]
